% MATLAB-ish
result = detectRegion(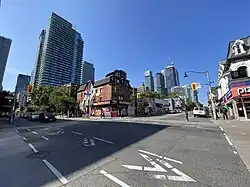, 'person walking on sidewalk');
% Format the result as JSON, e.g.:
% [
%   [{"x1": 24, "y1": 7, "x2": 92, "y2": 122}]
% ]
[
  {"x1": 185, "y1": 108, "x2": 189, "y2": 122},
  {"x1": 222, "y1": 107, "x2": 228, "y2": 120}
]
